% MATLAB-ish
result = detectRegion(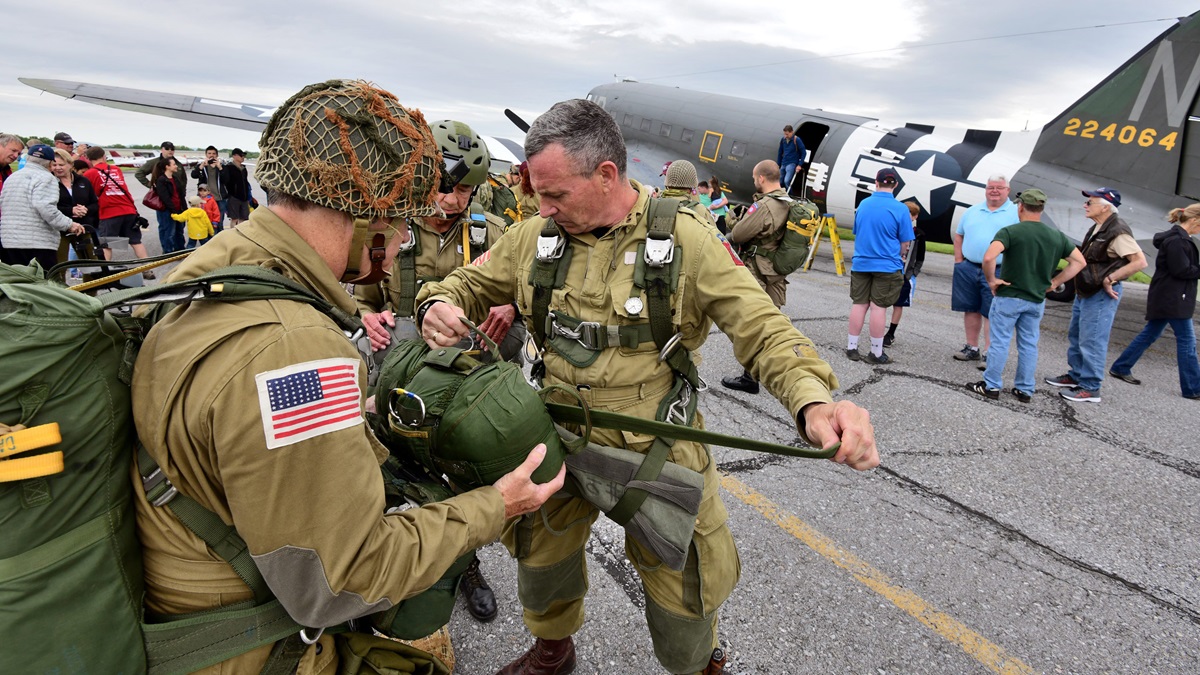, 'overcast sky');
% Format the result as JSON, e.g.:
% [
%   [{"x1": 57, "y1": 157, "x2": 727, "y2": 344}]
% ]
[{"x1": 2, "y1": 1, "x2": 1196, "y2": 151}]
